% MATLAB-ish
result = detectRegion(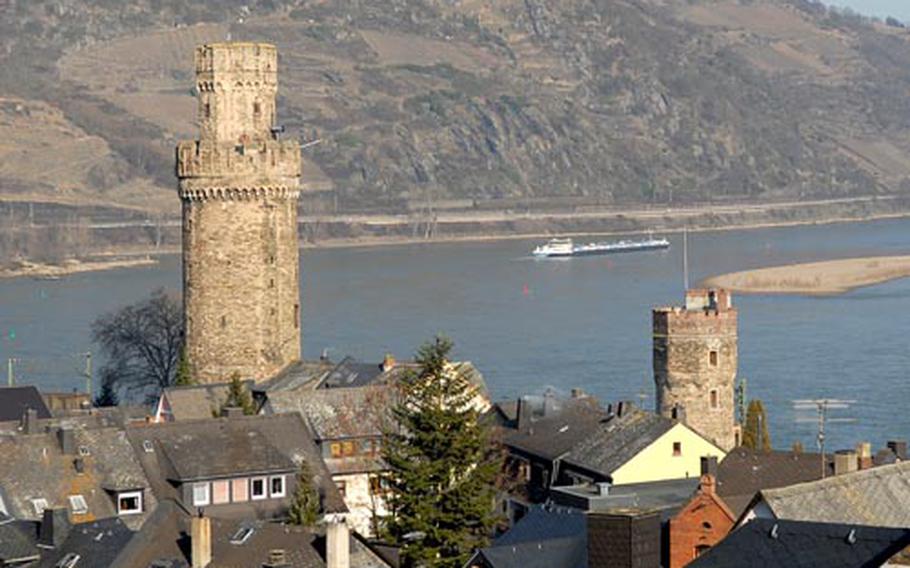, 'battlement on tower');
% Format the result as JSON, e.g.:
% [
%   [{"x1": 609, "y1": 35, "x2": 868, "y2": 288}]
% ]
[
  {"x1": 194, "y1": 43, "x2": 277, "y2": 84},
  {"x1": 176, "y1": 140, "x2": 301, "y2": 181}
]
